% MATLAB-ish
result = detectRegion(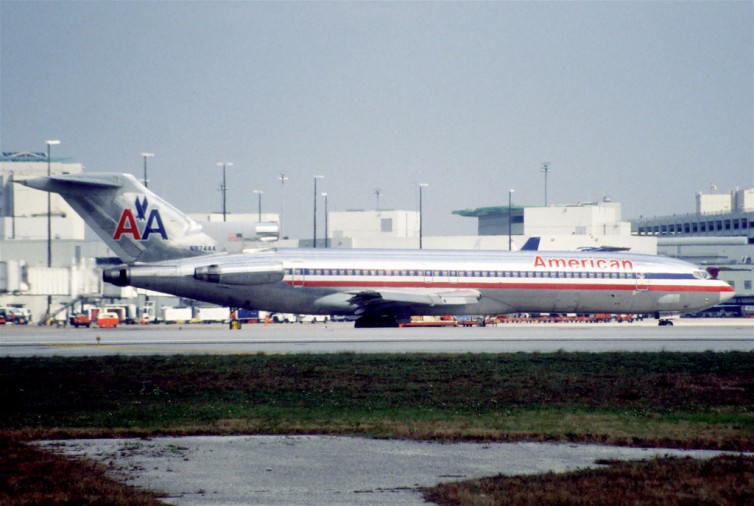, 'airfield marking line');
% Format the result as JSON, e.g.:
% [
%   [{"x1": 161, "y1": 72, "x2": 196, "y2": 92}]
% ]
[
  {"x1": 33, "y1": 341, "x2": 288, "y2": 355},
  {"x1": 2, "y1": 336, "x2": 753, "y2": 349}
]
